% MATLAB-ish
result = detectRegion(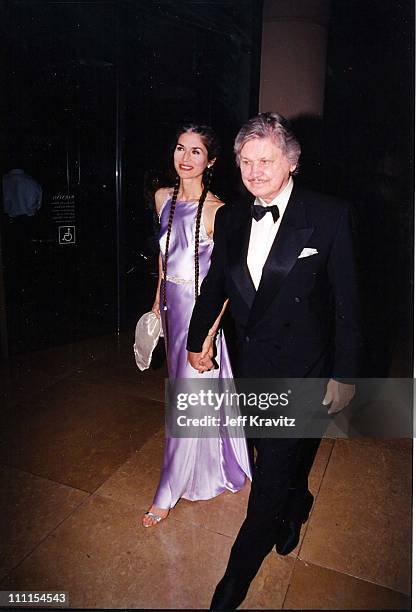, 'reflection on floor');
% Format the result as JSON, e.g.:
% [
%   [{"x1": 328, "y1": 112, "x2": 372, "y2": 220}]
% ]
[{"x1": 0, "y1": 334, "x2": 412, "y2": 610}]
